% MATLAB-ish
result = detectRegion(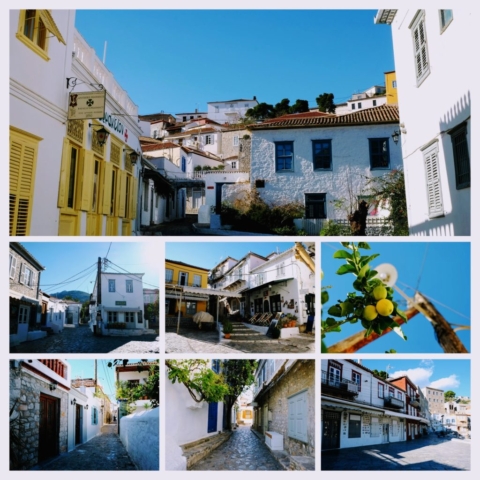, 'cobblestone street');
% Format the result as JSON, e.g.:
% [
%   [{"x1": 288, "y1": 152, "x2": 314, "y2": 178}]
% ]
[
  {"x1": 190, "y1": 426, "x2": 281, "y2": 471},
  {"x1": 322, "y1": 436, "x2": 471, "y2": 470},
  {"x1": 35, "y1": 425, "x2": 138, "y2": 470},
  {"x1": 11, "y1": 325, "x2": 159, "y2": 354}
]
